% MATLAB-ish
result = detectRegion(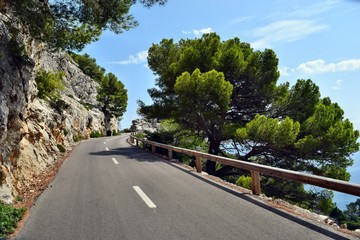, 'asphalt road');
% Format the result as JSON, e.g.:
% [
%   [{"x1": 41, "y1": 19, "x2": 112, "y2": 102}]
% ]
[{"x1": 16, "y1": 134, "x2": 356, "y2": 240}]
